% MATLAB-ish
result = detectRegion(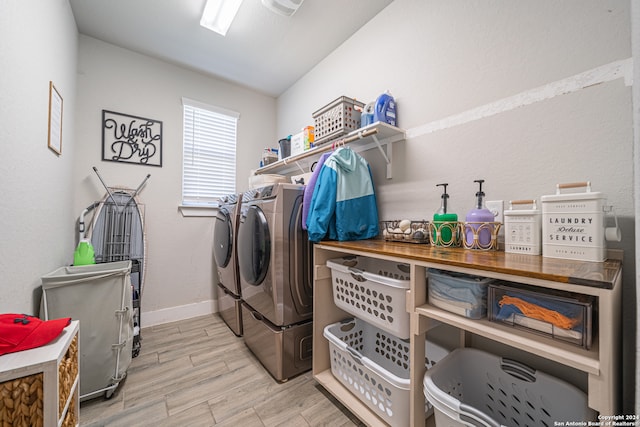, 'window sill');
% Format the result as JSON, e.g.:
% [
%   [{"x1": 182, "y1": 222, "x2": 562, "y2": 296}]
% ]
[{"x1": 179, "y1": 205, "x2": 218, "y2": 217}]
